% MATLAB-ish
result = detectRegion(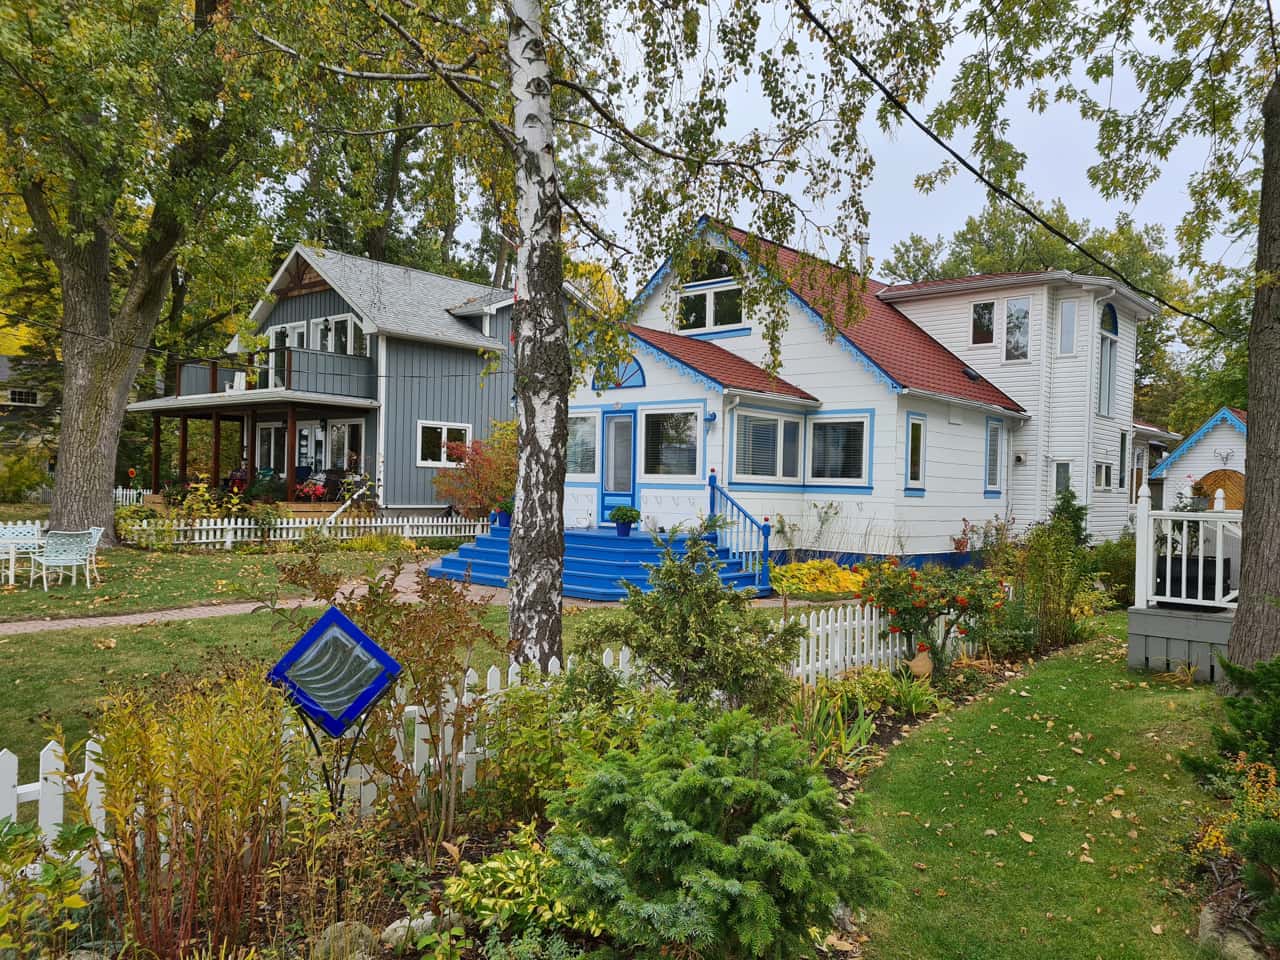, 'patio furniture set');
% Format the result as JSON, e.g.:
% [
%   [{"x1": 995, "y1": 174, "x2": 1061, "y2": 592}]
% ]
[{"x1": 1, "y1": 522, "x2": 104, "y2": 591}]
